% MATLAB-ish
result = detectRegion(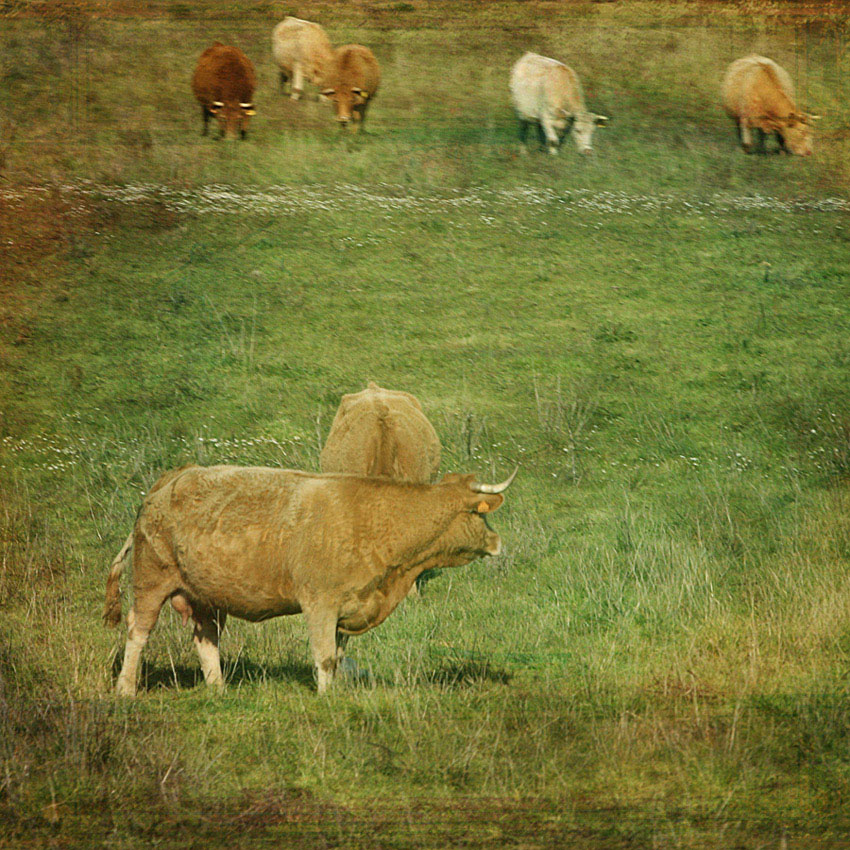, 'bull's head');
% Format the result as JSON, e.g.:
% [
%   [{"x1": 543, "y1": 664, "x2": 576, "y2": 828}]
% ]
[
  {"x1": 208, "y1": 100, "x2": 256, "y2": 141},
  {"x1": 773, "y1": 111, "x2": 819, "y2": 156},
  {"x1": 437, "y1": 467, "x2": 518, "y2": 563},
  {"x1": 321, "y1": 86, "x2": 370, "y2": 128},
  {"x1": 558, "y1": 109, "x2": 609, "y2": 155}
]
